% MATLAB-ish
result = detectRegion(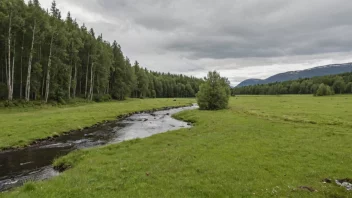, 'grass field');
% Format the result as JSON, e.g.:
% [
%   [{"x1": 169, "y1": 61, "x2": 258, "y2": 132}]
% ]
[
  {"x1": 0, "y1": 98, "x2": 194, "y2": 149},
  {"x1": 2, "y1": 95, "x2": 352, "y2": 197}
]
